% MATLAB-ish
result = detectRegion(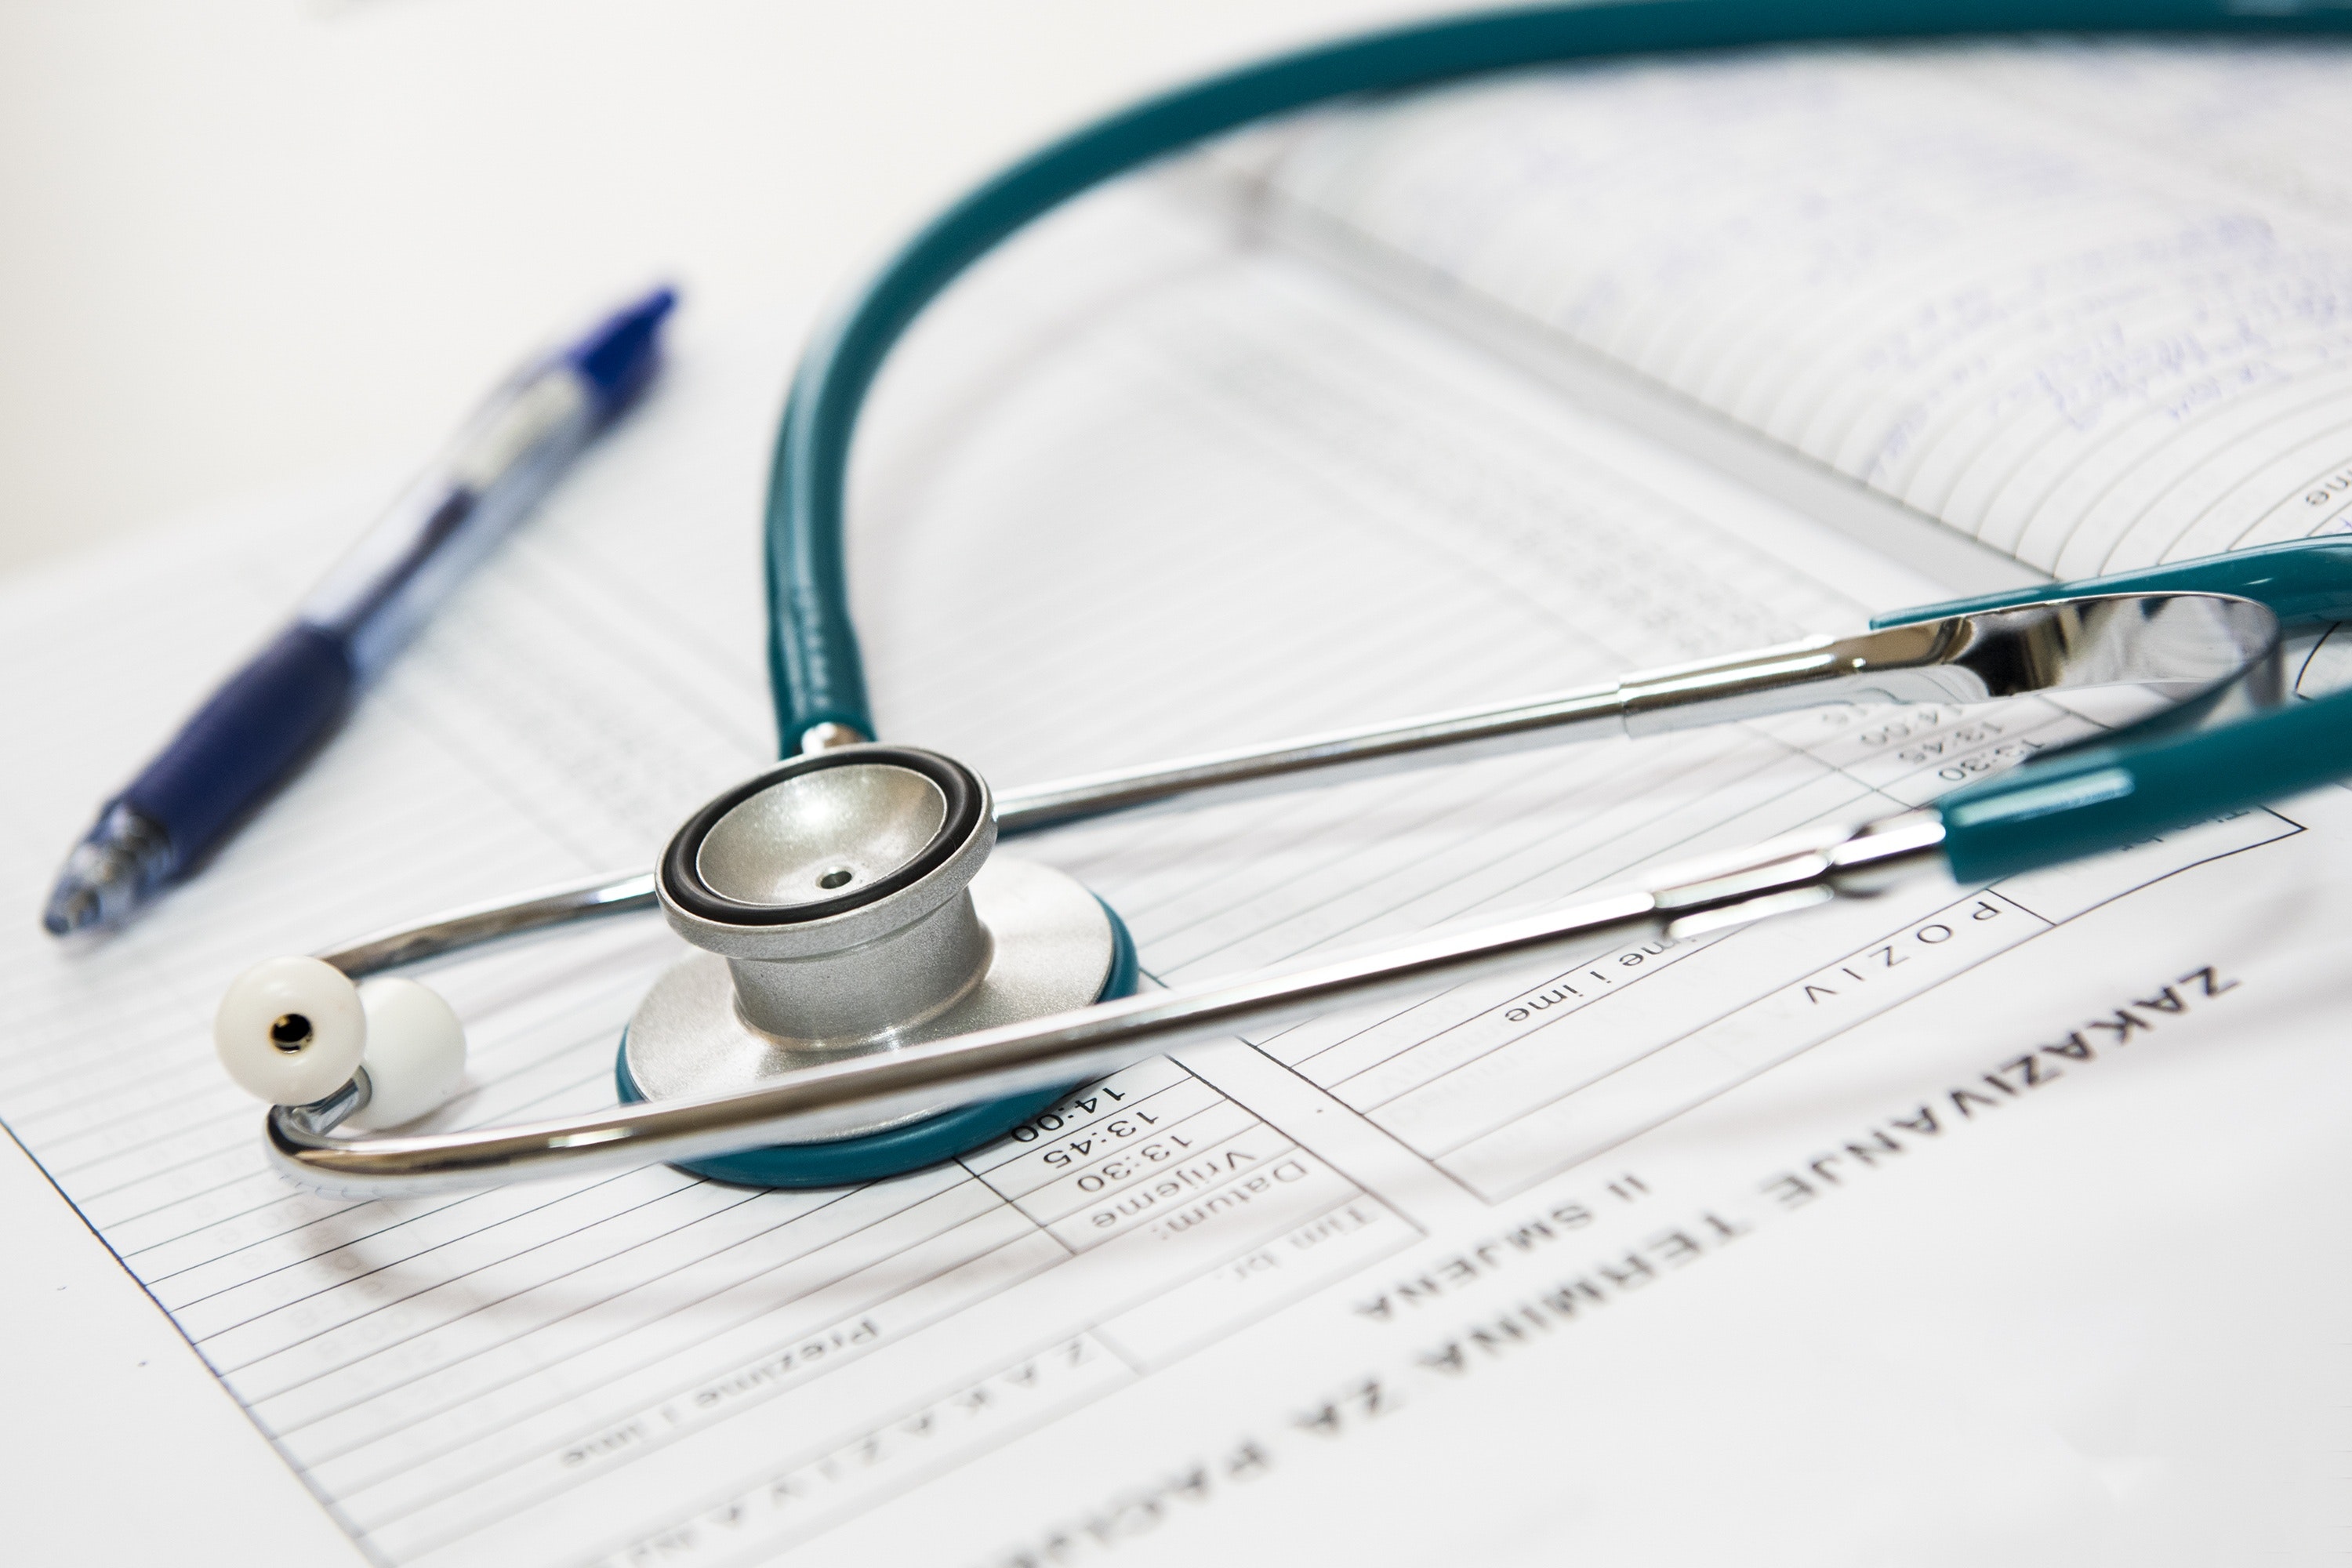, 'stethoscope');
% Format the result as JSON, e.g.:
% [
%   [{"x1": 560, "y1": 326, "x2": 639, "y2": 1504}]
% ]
[{"x1": 212, "y1": 0, "x2": 2352, "y2": 1199}]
